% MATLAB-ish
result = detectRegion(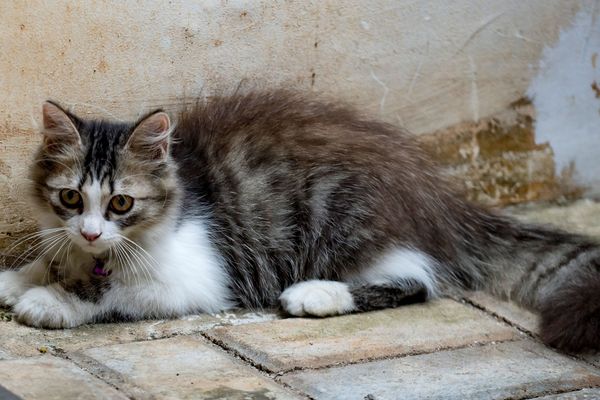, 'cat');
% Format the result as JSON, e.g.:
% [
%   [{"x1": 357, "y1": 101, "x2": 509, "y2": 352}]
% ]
[{"x1": 0, "y1": 90, "x2": 598, "y2": 352}]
